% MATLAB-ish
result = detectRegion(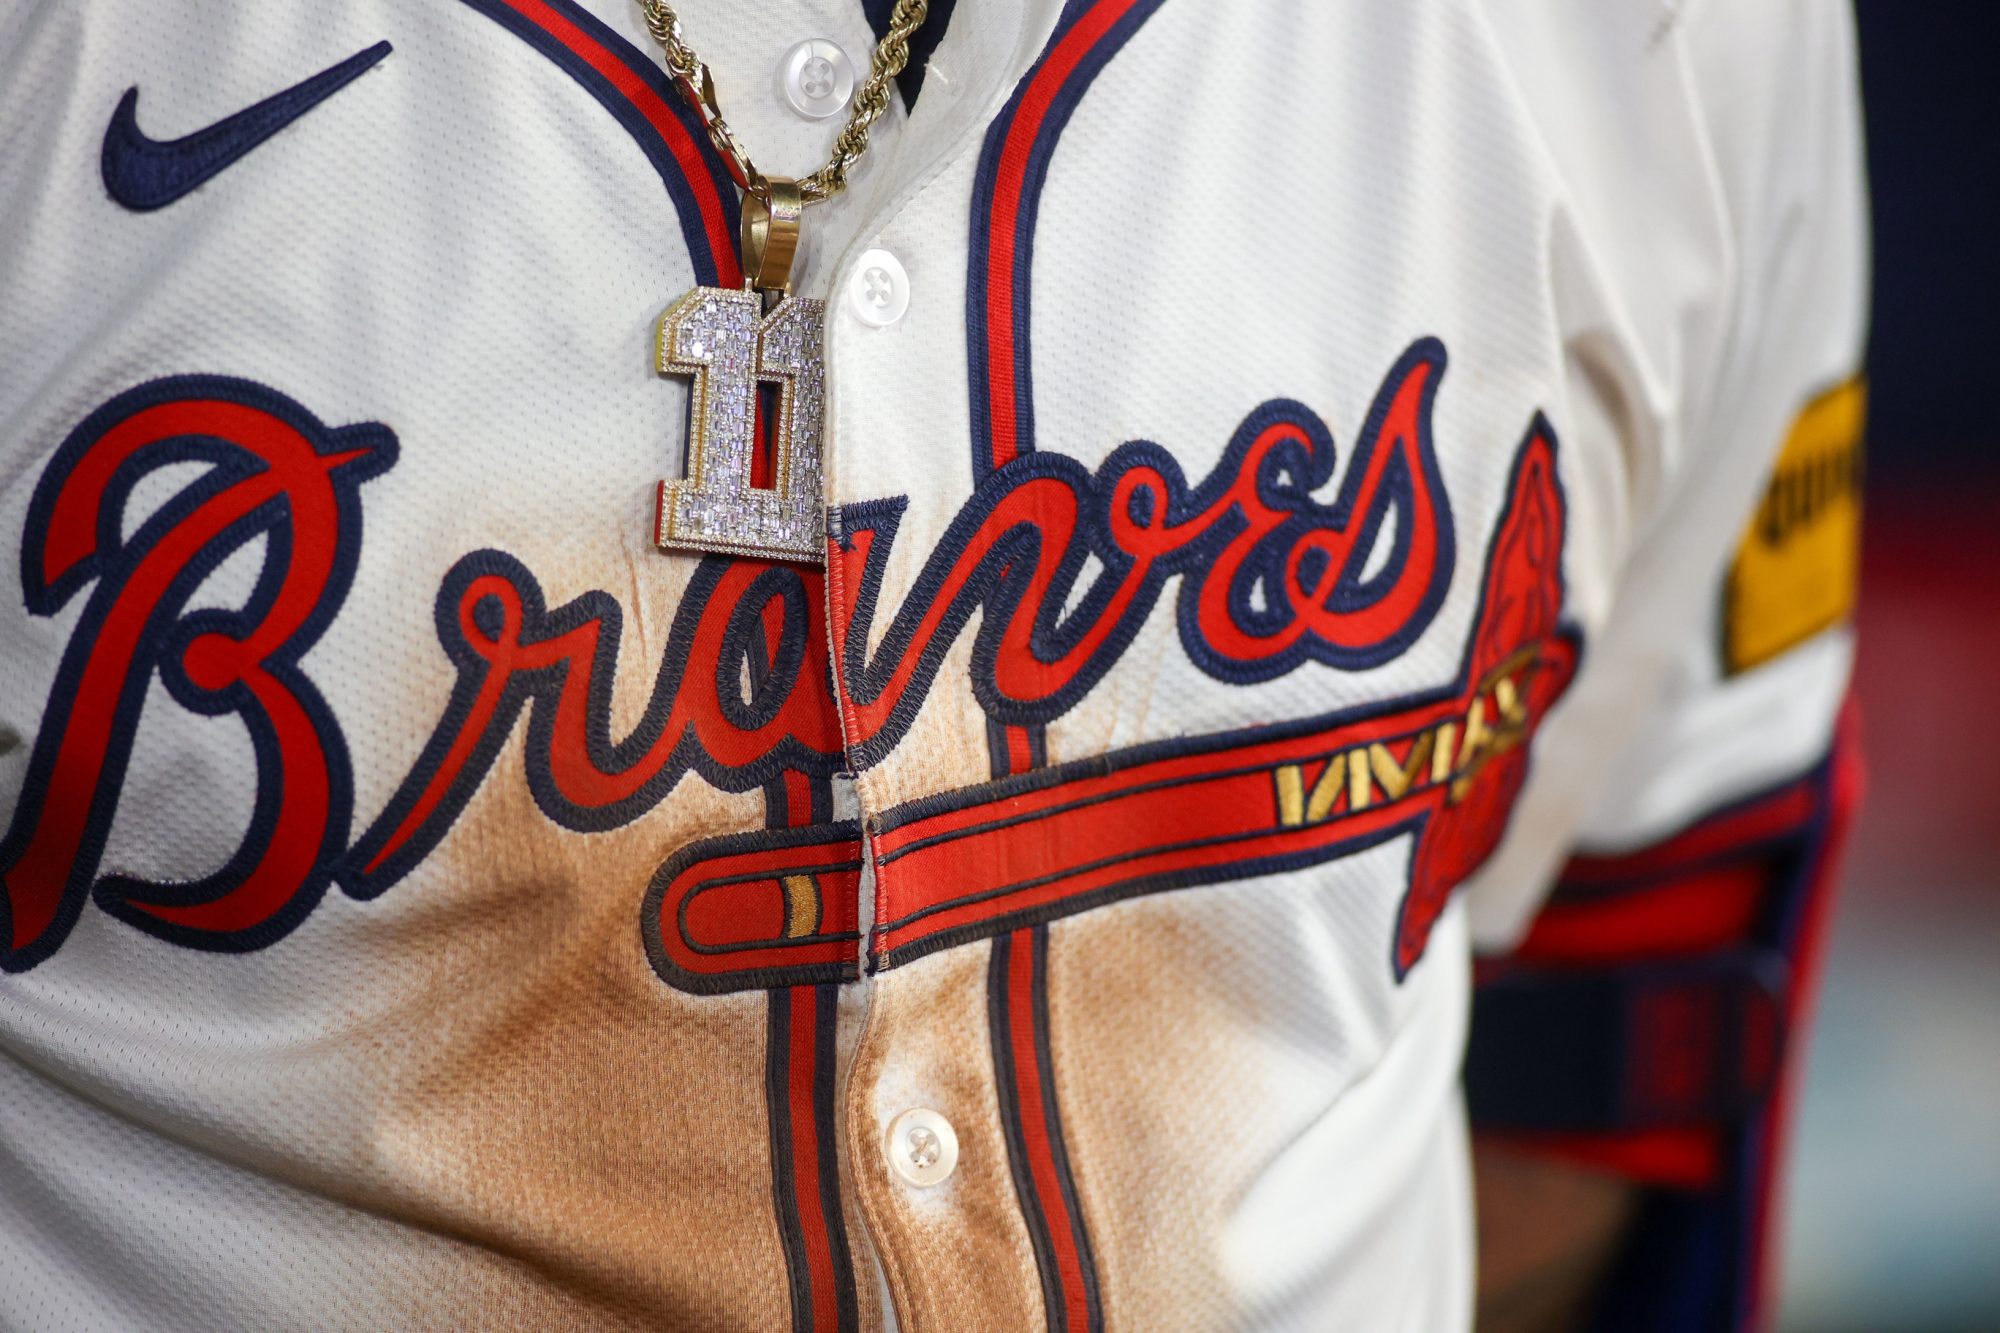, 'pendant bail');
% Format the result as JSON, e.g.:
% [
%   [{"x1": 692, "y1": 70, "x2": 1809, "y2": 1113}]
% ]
[{"x1": 741, "y1": 175, "x2": 804, "y2": 296}]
